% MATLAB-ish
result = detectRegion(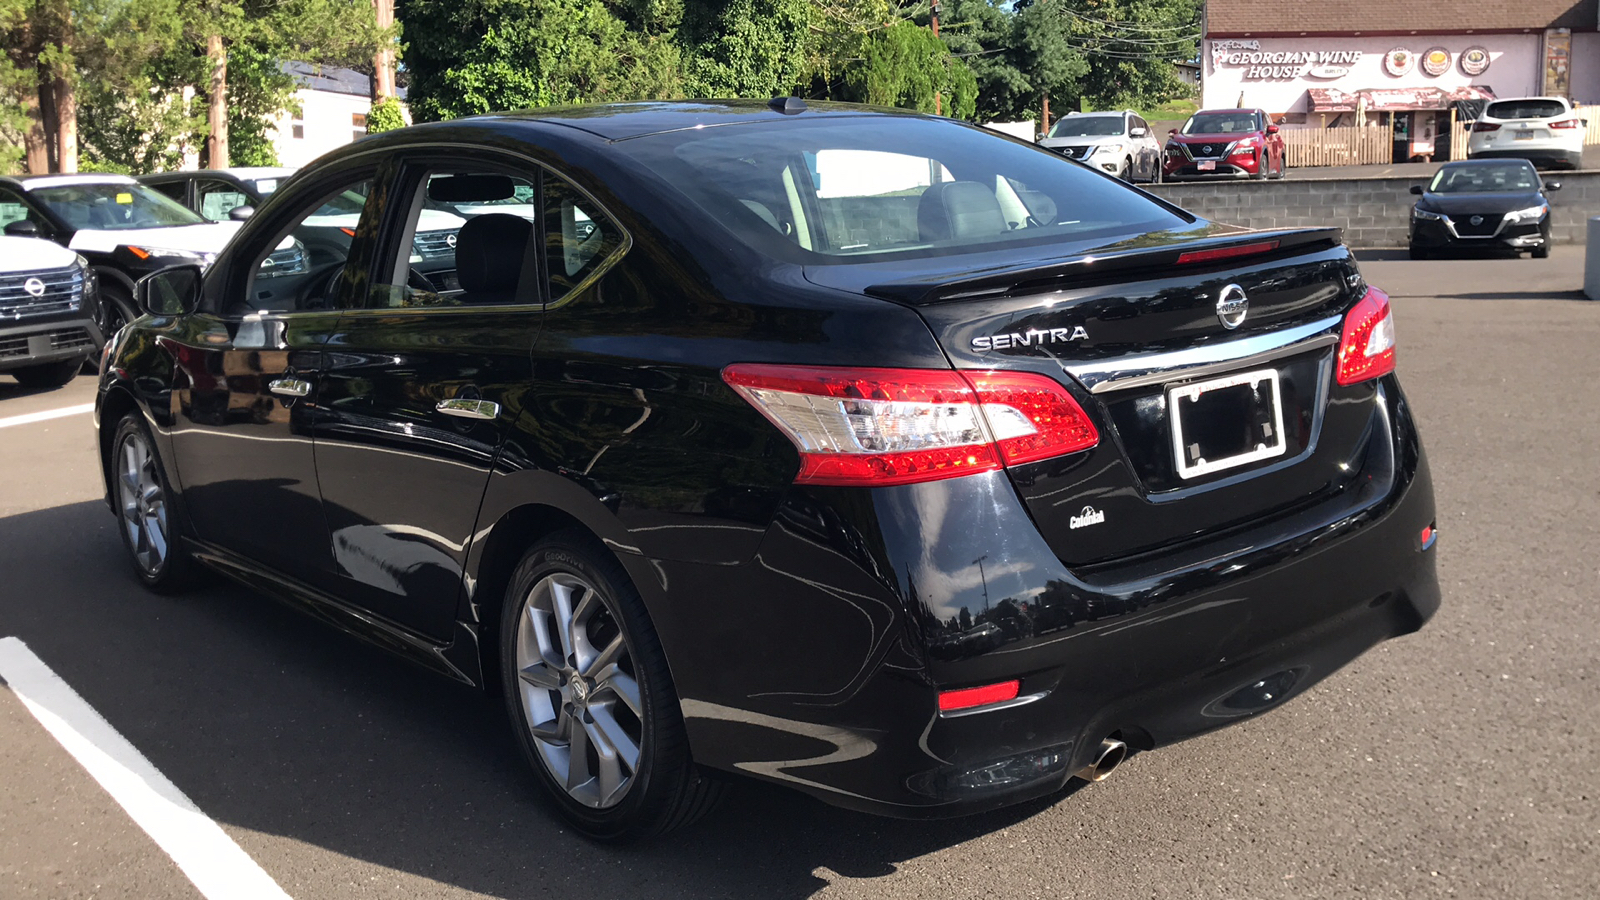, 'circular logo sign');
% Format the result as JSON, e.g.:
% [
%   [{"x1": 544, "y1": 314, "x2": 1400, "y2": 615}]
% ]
[
  {"x1": 1470, "y1": 215, "x2": 1484, "y2": 226},
  {"x1": 1421, "y1": 47, "x2": 1451, "y2": 77},
  {"x1": 445, "y1": 233, "x2": 458, "y2": 249},
  {"x1": 23, "y1": 277, "x2": 46, "y2": 298},
  {"x1": 1384, "y1": 48, "x2": 1414, "y2": 77},
  {"x1": 1460, "y1": 47, "x2": 1491, "y2": 76},
  {"x1": 1216, "y1": 284, "x2": 1249, "y2": 330},
  {"x1": 1202, "y1": 145, "x2": 1214, "y2": 155}
]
